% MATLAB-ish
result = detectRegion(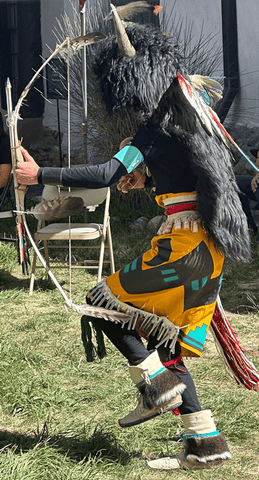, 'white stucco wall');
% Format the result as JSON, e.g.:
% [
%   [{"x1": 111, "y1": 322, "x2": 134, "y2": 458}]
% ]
[
  {"x1": 161, "y1": 0, "x2": 259, "y2": 127},
  {"x1": 40, "y1": 0, "x2": 73, "y2": 147},
  {"x1": 40, "y1": 0, "x2": 259, "y2": 146},
  {"x1": 232, "y1": 0, "x2": 259, "y2": 127}
]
